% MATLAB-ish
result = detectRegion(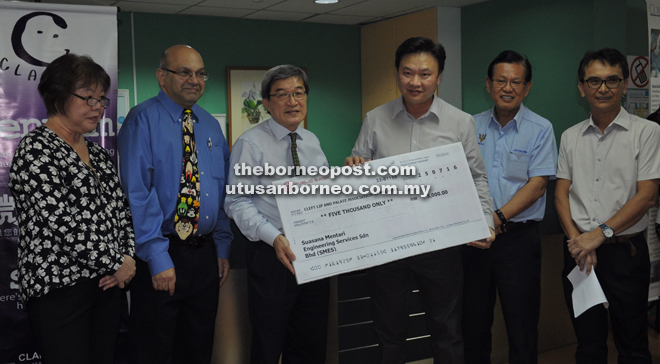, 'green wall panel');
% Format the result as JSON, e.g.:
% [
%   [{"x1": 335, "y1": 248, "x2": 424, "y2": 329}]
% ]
[
  {"x1": 627, "y1": 0, "x2": 650, "y2": 57},
  {"x1": 462, "y1": 0, "x2": 648, "y2": 141},
  {"x1": 116, "y1": 12, "x2": 362, "y2": 166}
]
